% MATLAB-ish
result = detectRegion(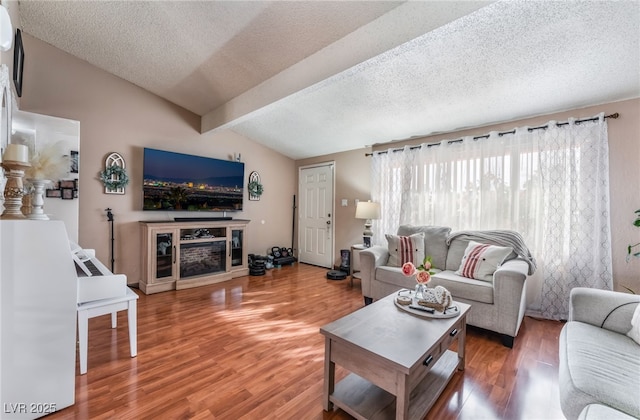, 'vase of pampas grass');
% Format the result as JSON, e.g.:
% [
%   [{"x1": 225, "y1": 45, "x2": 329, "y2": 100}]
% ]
[{"x1": 25, "y1": 141, "x2": 69, "y2": 220}]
